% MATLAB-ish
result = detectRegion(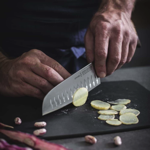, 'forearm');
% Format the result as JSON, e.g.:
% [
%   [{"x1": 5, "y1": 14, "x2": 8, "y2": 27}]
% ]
[{"x1": 99, "y1": 0, "x2": 136, "y2": 17}]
